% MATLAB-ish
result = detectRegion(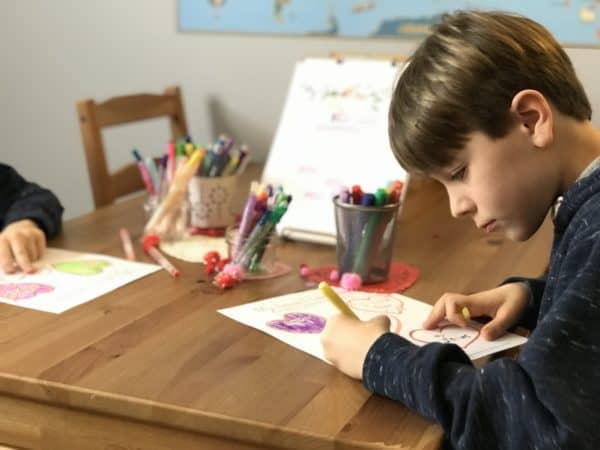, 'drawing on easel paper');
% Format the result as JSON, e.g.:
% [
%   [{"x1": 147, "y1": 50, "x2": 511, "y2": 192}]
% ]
[
  {"x1": 219, "y1": 288, "x2": 527, "y2": 362},
  {"x1": 0, "y1": 248, "x2": 159, "y2": 314}
]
